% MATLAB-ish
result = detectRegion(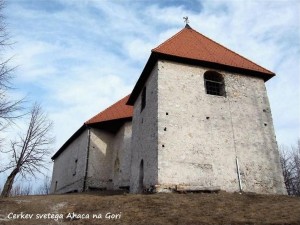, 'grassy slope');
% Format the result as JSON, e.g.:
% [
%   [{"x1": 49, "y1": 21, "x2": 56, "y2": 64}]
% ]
[{"x1": 0, "y1": 191, "x2": 300, "y2": 225}]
